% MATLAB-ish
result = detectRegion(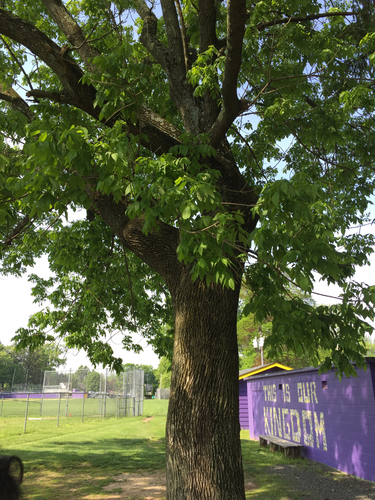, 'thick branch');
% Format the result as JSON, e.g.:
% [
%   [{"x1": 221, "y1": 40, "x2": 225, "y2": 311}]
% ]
[
  {"x1": 161, "y1": 0, "x2": 186, "y2": 78},
  {"x1": 86, "y1": 188, "x2": 182, "y2": 284},
  {"x1": 2, "y1": 215, "x2": 31, "y2": 247},
  {"x1": 0, "y1": 83, "x2": 33, "y2": 121},
  {"x1": 134, "y1": 0, "x2": 170, "y2": 74},
  {"x1": 40, "y1": 0, "x2": 100, "y2": 72},
  {"x1": 208, "y1": 0, "x2": 248, "y2": 148},
  {"x1": 198, "y1": 0, "x2": 217, "y2": 52},
  {"x1": 135, "y1": 0, "x2": 202, "y2": 134},
  {"x1": 222, "y1": 0, "x2": 247, "y2": 114},
  {"x1": 175, "y1": 0, "x2": 190, "y2": 72},
  {"x1": 0, "y1": 9, "x2": 99, "y2": 117}
]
